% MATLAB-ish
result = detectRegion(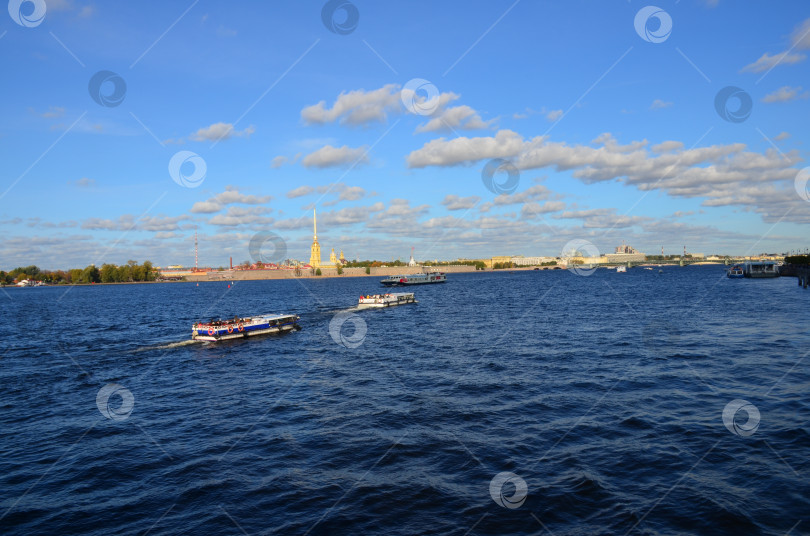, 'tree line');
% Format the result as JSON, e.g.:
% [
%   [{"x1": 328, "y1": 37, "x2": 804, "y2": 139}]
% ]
[{"x1": 0, "y1": 261, "x2": 155, "y2": 285}]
